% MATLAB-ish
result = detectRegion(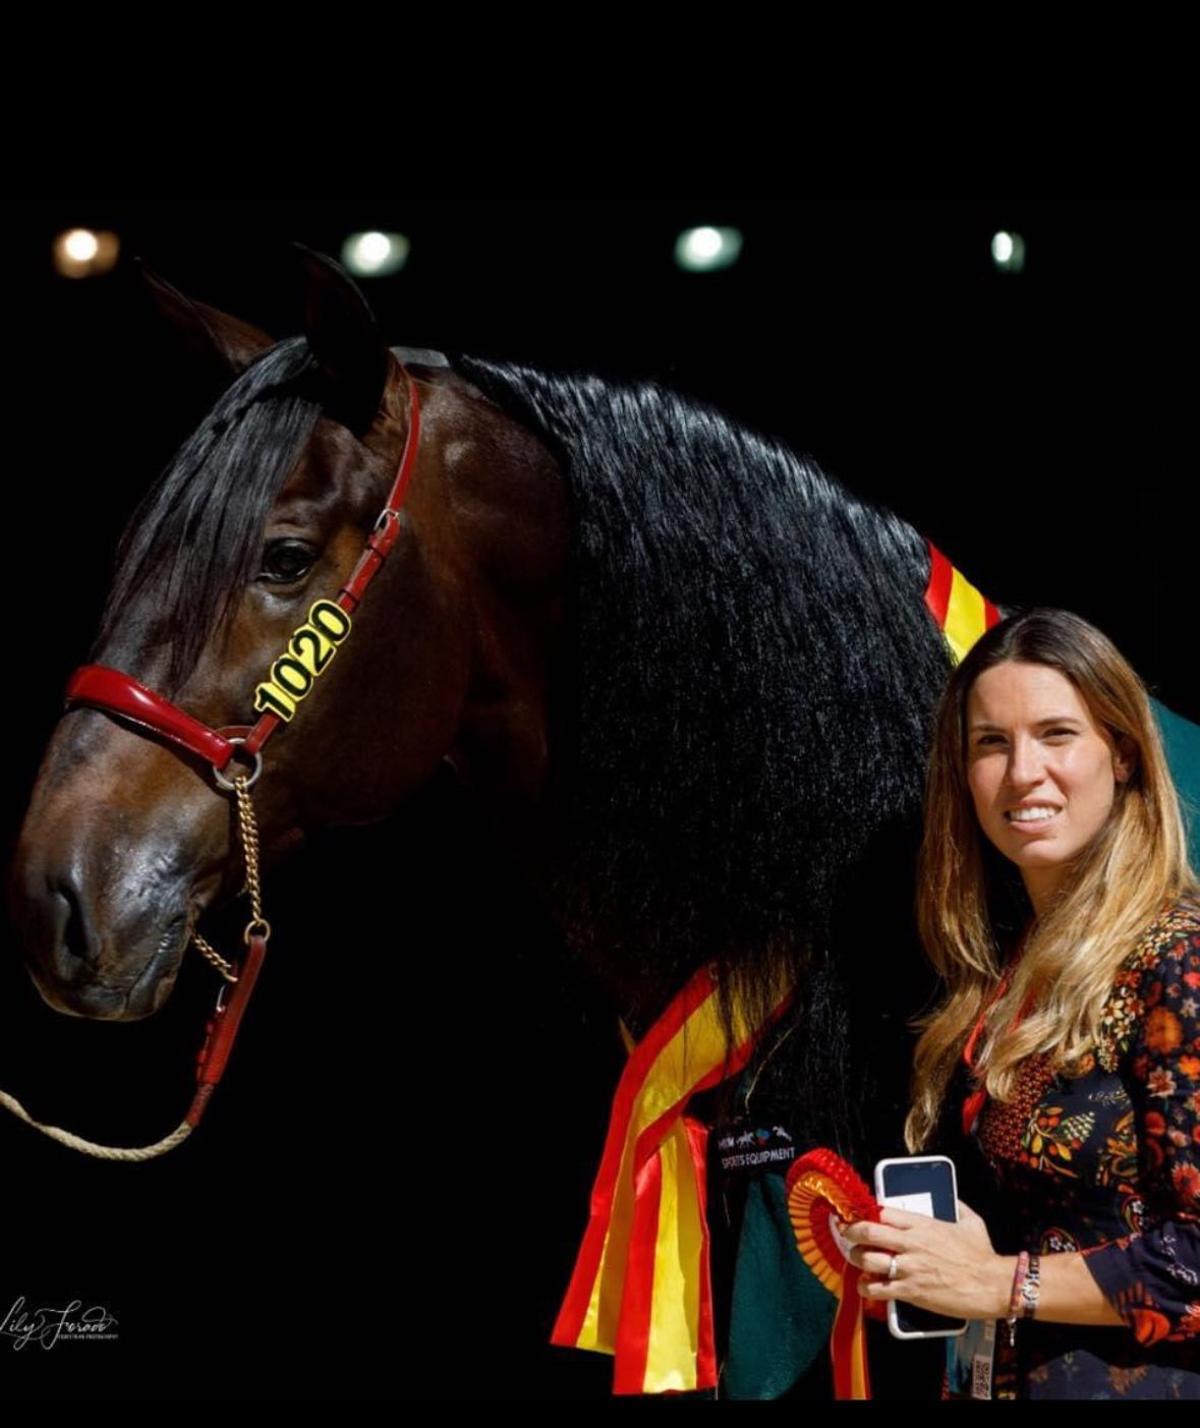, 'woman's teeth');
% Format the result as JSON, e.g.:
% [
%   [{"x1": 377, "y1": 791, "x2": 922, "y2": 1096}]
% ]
[{"x1": 1006, "y1": 807, "x2": 1060, "y2": 823}]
